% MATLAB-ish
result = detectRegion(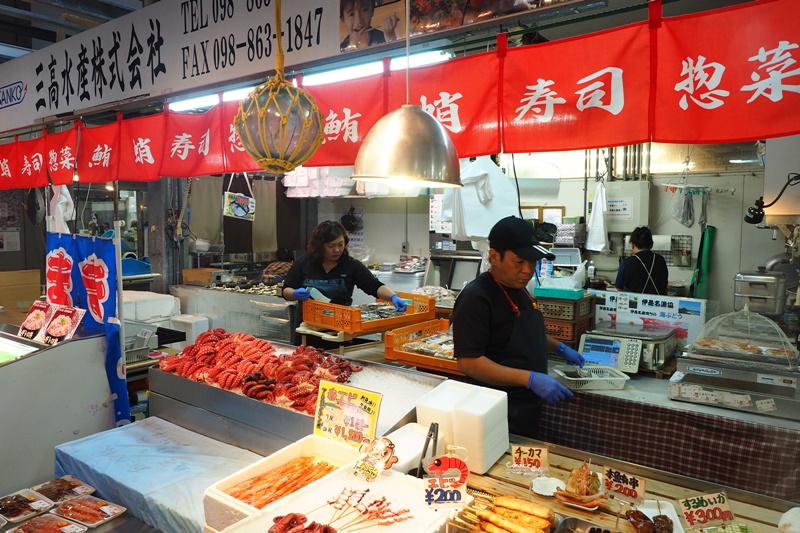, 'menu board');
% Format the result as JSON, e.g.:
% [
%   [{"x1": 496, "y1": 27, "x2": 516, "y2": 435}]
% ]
[{"x1": 589, "y1": 290, "x2": 706, "y2": 347}]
